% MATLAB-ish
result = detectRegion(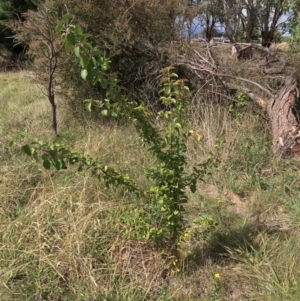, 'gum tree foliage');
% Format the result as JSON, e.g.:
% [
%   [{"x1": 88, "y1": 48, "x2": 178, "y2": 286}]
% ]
[
  {"x1": 182, "y1": 0, "x2": 290, "y2": 45},
  {"x1": 180, "y1": 0, "x2": 224, "y2": 41},
  {"x1": 258, "y1": 0, "x2": 290, "y2": 47},
  {"x1": 220, "y1": 0, "x2": 289, "y2": 46},
  {"x1": 240, "y1": 0, "x2": 259, "y2": 43},
  {"x1": 201, "y1": 0, "x2": 224, "y2": 41},
  {"x1": 220, "y1": 0, "x2": 243, "y2": 42},
  {"x1": 289, "y1": 0, "x2": 300, "y2": 53}
]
